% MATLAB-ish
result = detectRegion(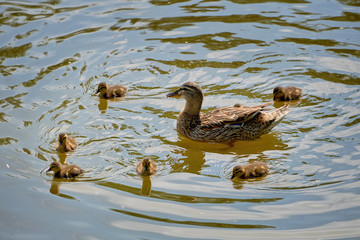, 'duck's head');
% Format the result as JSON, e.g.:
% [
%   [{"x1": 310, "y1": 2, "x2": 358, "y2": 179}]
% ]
[
  {"x1": 96, "y1": 82, "x2": 109, "y2": 94},
  {"x1": 58, "y1": 133, "x2": 68, "y2": 145},
  {"x1": 142, "y1": 158, "x2": 154, "y2": 172},
  {"x1": 47, "y1": 161, "x2": 62, "y2": 173},
  {"x1": 231, "y1": 165, "x2": 245, "y2": 179},
  {"x1": 273, "y1": 86, "x2": 285, "y2": 100},
  {"x1": 167, "y1": 82, "x2": 203, "y2": 102}
]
